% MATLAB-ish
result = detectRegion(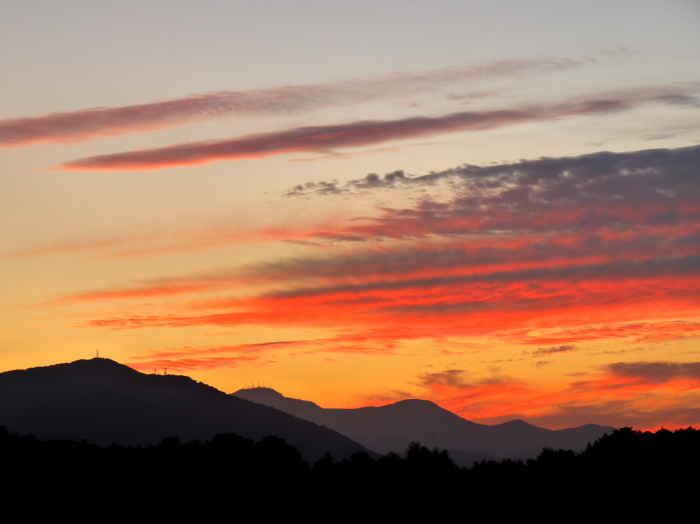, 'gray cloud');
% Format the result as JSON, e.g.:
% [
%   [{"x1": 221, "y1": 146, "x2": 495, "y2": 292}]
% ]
[
  {"x1": 261, "y1": 254, "x2": 700, "y2": 303},
  {"x1": 417, "y1": 369, "x2": 472, "y2": 388},
  {"x1": 287, "y1": 144, "x2": 700, "y2": 257},
  {"x1": 417, "y1": 369, "x2": 518, "y2": 391},
  {"x1": 608, "y1": 361, "x2": 700, "y2": 382},
  {"x1": 529, "y1": 345, "x2": 578, "y2": 357},
  {"x1": 289, "y1": 142, "x2": 700, "y2": 206},
  {"x1": 285, "y1": 170, "x2": 408, "y2": 196}
]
